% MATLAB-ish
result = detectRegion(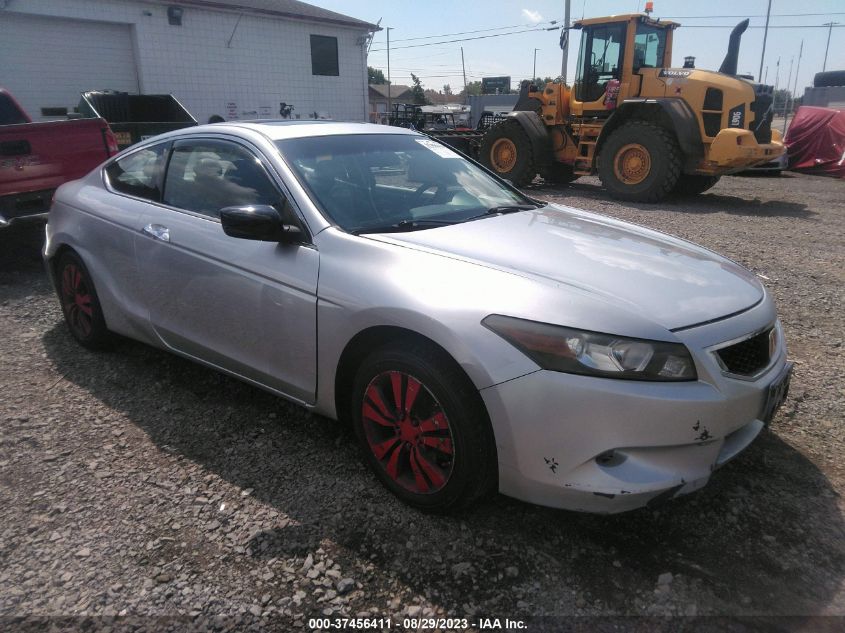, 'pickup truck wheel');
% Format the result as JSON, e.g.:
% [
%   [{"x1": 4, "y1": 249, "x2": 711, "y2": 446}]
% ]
[
  {"x1": 57, "y1": 252, "x2": 112, "y2": 350},
  {"x1": 480, "y1": 120, "x2": 536, "y2": 186},
  {"x1": 598, "y1": 121, "x2": 681, "y2": 202},
  {"x1": 351, "y1": 342, "x2": 497, "y2": 513},
  {"x1": 673, "y1": 174, "x2": 721, "y2": 196}
]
